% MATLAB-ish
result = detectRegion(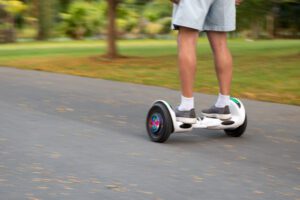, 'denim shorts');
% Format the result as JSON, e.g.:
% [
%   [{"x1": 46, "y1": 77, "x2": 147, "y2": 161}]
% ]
[{"x1": 172, "y1": 0, "x2": 236, "y2": 32}]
